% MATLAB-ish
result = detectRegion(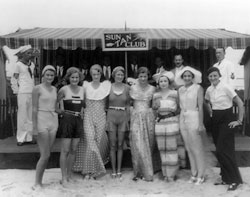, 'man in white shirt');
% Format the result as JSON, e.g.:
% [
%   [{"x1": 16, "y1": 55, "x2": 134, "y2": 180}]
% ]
[
  {"x1": 171, "y1": 54, "x2": 186, "y2": 89},
  {"x1": 213, "y1": 48, "x2": 235, "y2": 89},
  {"x1": 14, "y1": 45, "x2": 35, "y2": 146},
  {"x1": 103, "y1": 56, "x2": 112, "y2": 80}
]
